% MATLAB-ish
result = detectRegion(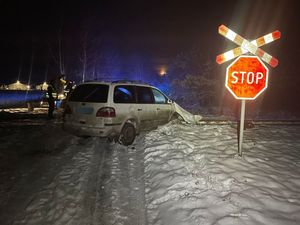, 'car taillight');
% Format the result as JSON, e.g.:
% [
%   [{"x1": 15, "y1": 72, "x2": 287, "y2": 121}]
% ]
[
  {"x1": 64, "y1": 105, "x2": 72, "y2": 114},
  {"x1": 96, "y1": 107, "x2": 116, "y2": 117}
]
